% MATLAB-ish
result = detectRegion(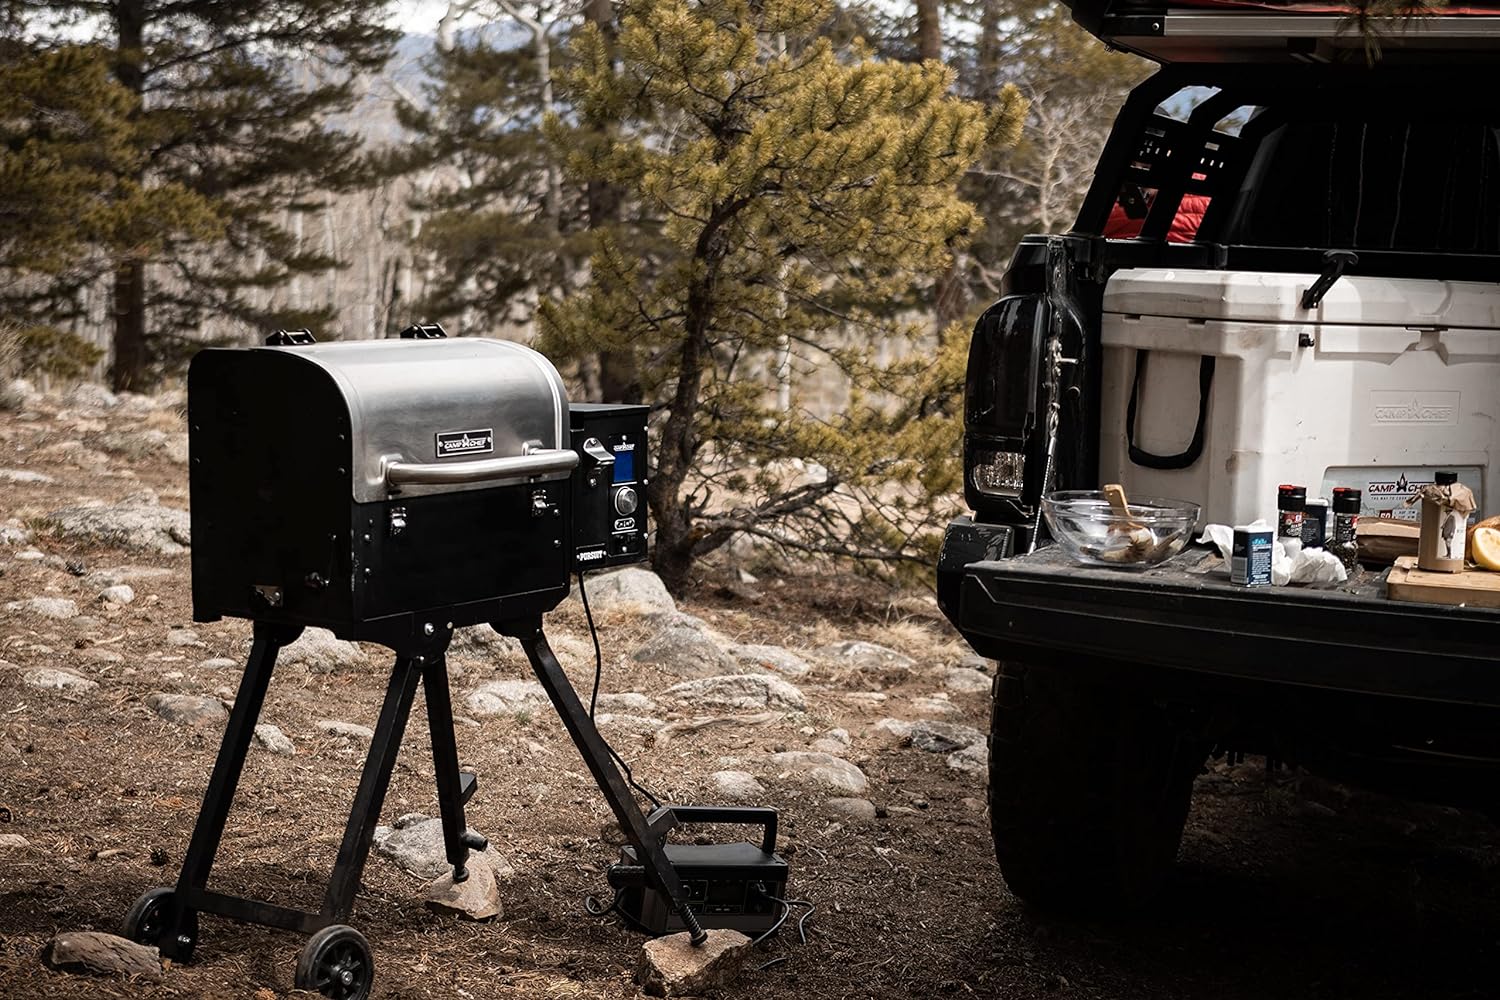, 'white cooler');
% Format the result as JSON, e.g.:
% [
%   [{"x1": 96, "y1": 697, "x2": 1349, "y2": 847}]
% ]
[{"x1": 1099, "y1": 269, "x2": 1500, "y2": 527}]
